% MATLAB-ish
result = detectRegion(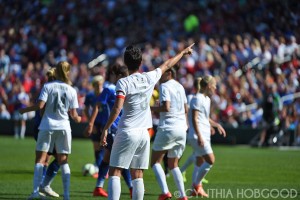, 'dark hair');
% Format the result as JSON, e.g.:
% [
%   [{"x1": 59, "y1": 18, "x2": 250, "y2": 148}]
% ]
[
  {"x1": 107, "y1": 63, "x2": 129, "y2": 81},
  {"x1": 113, "y1": 64, "x2": 129, "y2": 78},
  {"x1": 166, "y1": 64, "x2": 180, "y2": 78},
  {"x1": 123, "y1": 45, "x2": 142, "y2": 71}
]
